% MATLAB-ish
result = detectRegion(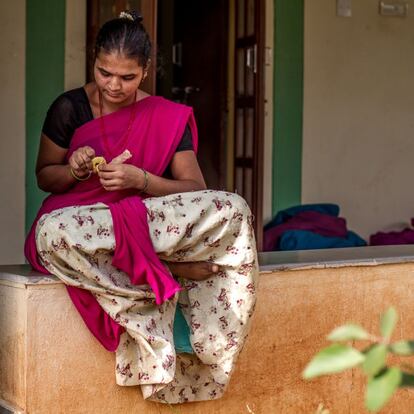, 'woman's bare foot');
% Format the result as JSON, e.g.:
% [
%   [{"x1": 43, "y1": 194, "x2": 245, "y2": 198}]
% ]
[{"x1": 166, "y1": 261, "x2": 221, "y2": 281}]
